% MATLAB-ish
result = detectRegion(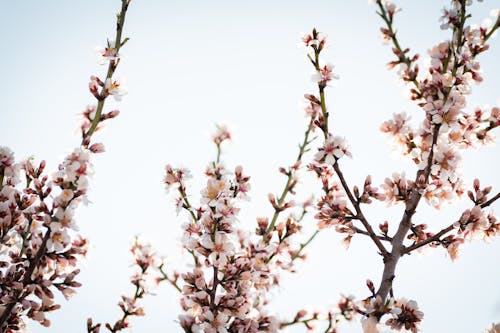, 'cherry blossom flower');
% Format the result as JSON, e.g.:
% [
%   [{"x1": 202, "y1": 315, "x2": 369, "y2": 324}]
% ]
[
  {"x1": 212, "y1": 124, "x2": 231, "y2": 145},
  {"x1": 105, "y1": 77, "x2": 128, "y2": 101},
  {"x1": 314, "y1": 134, "x2": 351, "y2": 164},
  {"x1": 96, "y1": 39, "x2": 120, "y2": 65},
  {"x1": 311, "y1": 62, "x2": 339, "y2": 86},
  {"x1": 386, "y1": 298, "x2": 424, "y2": 333},
  {"x1": 485, "y1": 322, "x2": 500, "y2": 333},
  {"x1": 299, "y1": 29, "x2": 327, "y2": 50}
]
